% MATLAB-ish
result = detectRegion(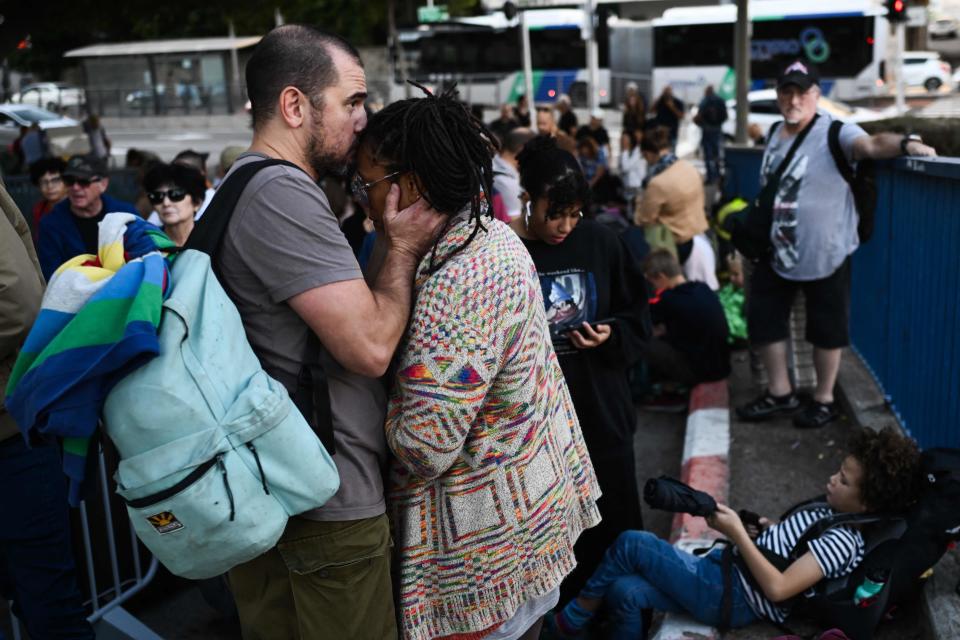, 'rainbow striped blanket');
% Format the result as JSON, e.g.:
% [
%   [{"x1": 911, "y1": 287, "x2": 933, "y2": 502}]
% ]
[{"x1": 5, "y1": 213, "x2": 175, "y2": 505}]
